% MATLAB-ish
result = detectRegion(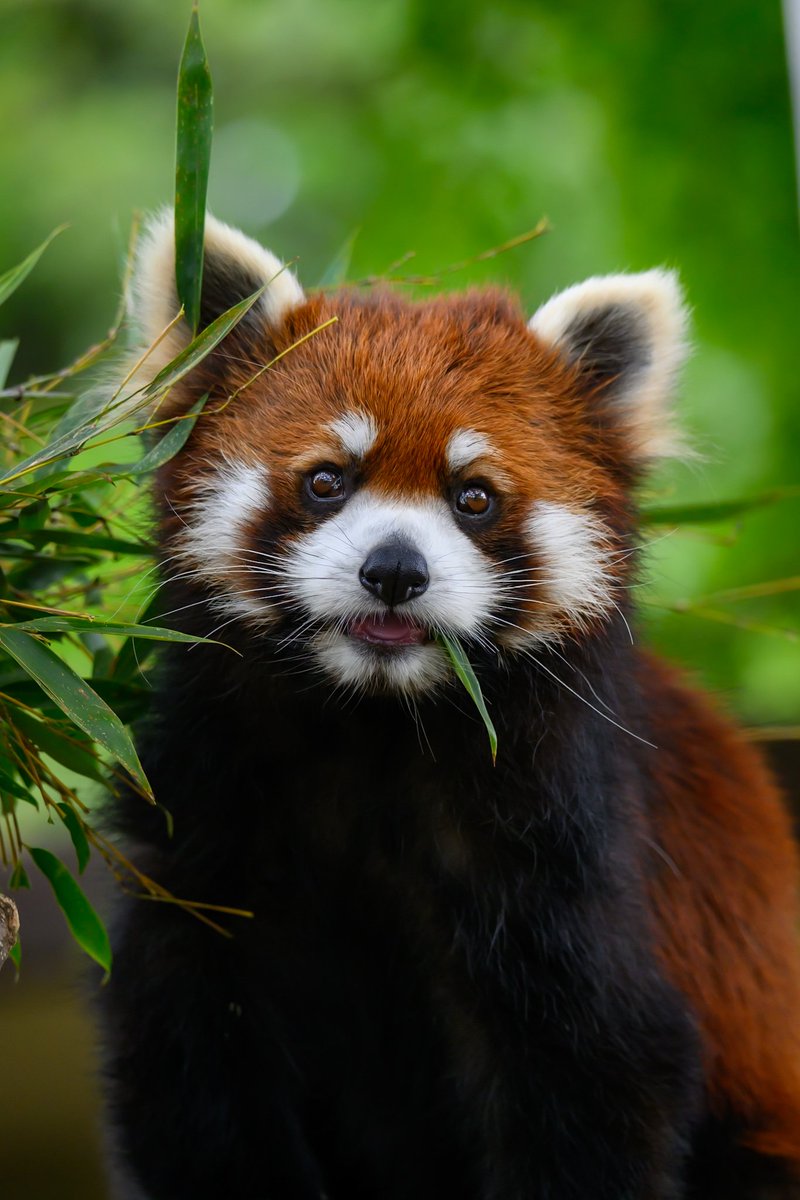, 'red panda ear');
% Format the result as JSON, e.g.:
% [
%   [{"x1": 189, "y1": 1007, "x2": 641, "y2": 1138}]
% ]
[
  {"x1": 528, "y1": 270, "x2": 690, "y2": 460},
  {"x1": 129, "y1": 209, "x2": 304, "y2": 388}
]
